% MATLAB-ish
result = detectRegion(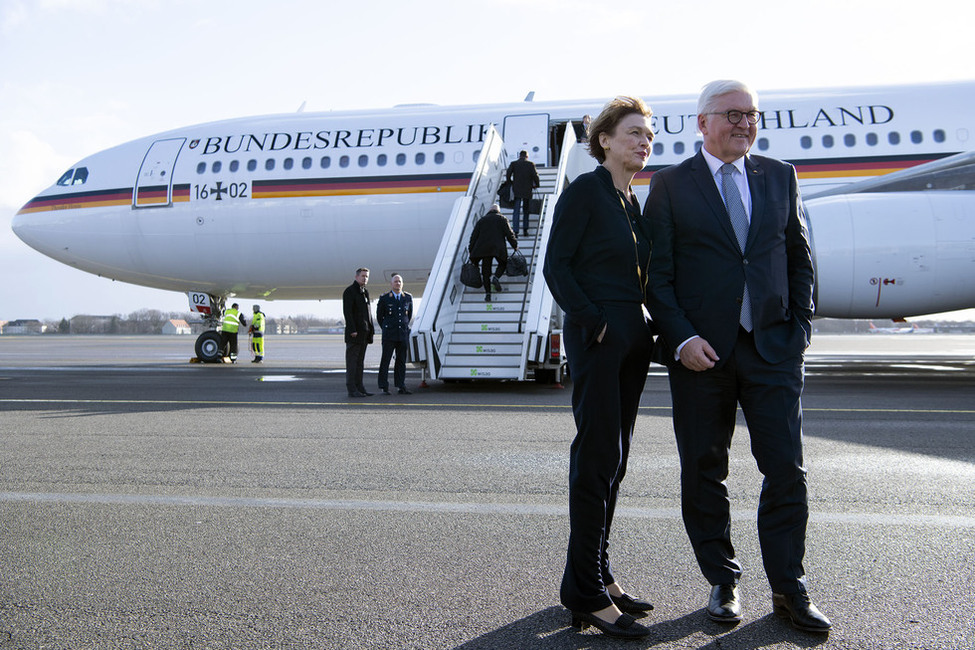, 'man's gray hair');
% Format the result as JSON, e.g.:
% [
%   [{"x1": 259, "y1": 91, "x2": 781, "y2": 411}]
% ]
[{"x1": 697, "y1": 80, "x2": 759, "y2": 115}]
